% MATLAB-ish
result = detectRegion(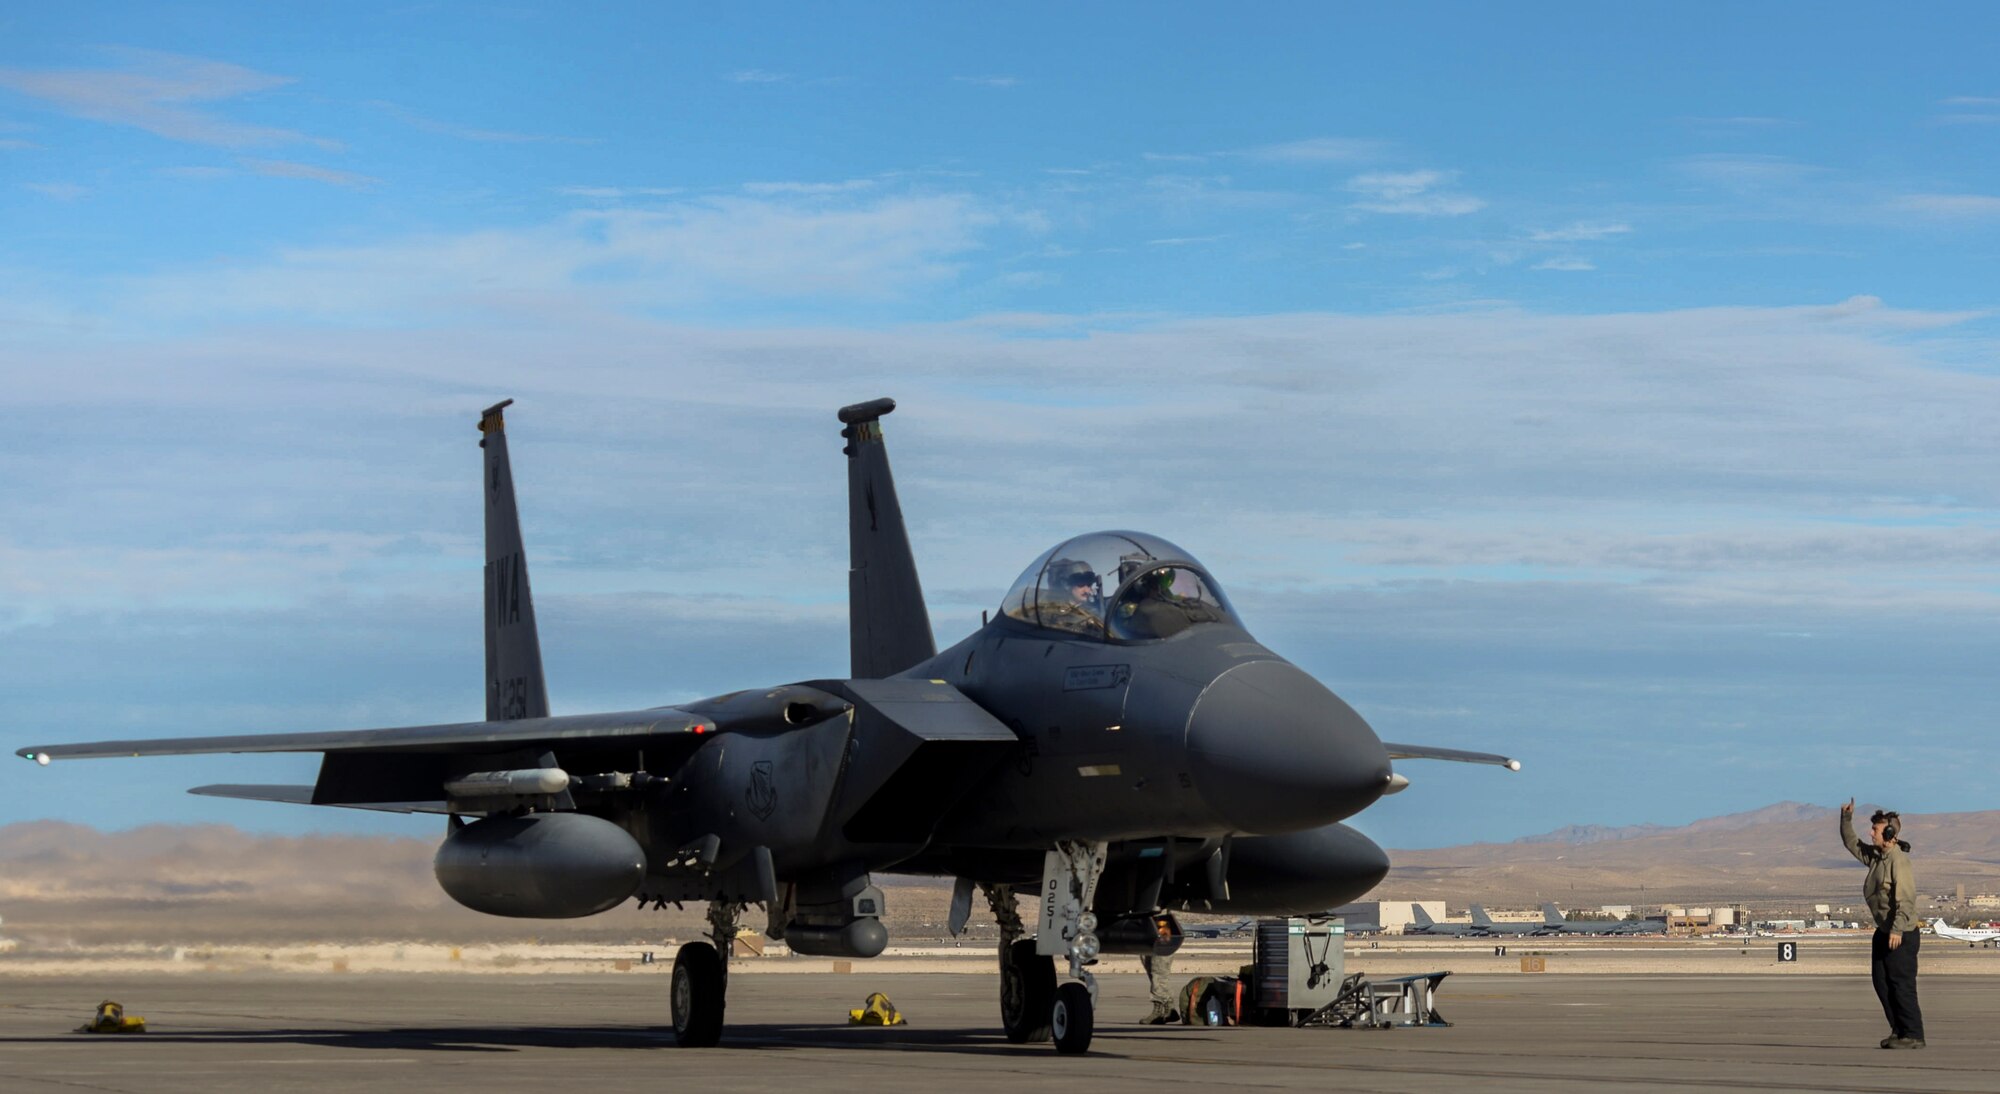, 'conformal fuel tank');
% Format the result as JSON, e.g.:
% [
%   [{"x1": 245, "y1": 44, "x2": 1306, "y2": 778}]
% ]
[{"x1": 434, "y1": 813, "x2": 646, "y2": 918}]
